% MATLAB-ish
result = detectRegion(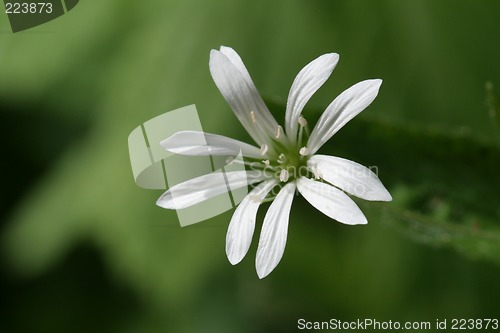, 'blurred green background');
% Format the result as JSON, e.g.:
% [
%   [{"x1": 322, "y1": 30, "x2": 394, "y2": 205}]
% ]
[{"x1": 1, "y1": 0, "x2": 500, "y2": 332}]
